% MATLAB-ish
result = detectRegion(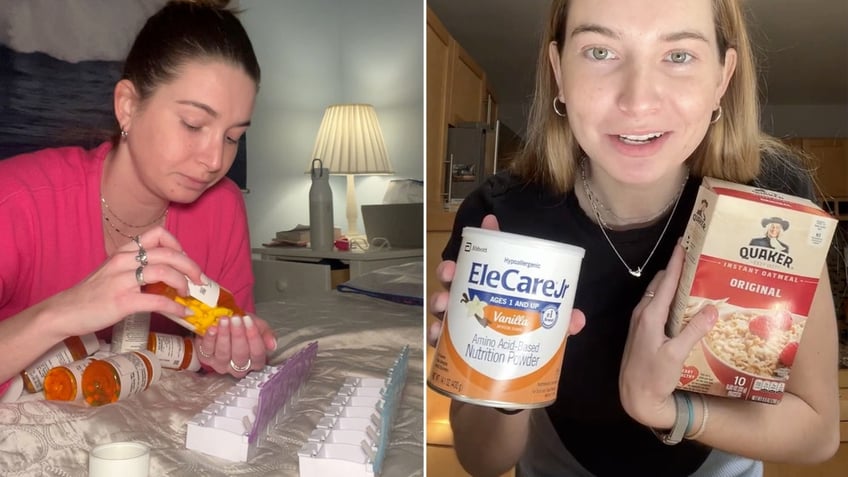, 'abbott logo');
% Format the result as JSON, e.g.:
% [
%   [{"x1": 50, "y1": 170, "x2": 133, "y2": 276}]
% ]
[{"x1": 463, "y1": 241, "x2": 489, "y2": 253}]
